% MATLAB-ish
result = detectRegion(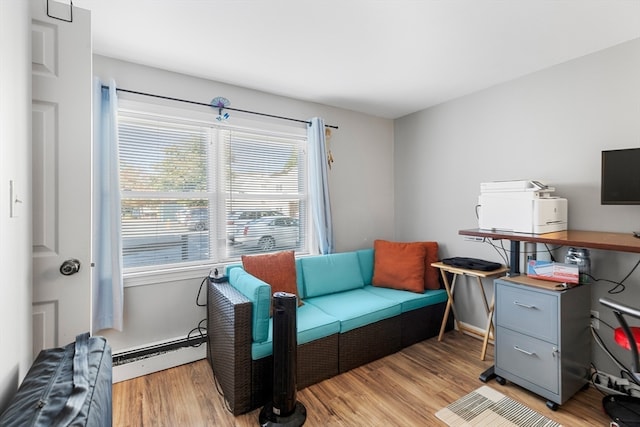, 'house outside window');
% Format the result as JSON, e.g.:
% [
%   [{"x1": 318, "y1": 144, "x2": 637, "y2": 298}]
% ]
[{"x1": 117, "y1": 102, "x2": 311, "y2": 272}]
